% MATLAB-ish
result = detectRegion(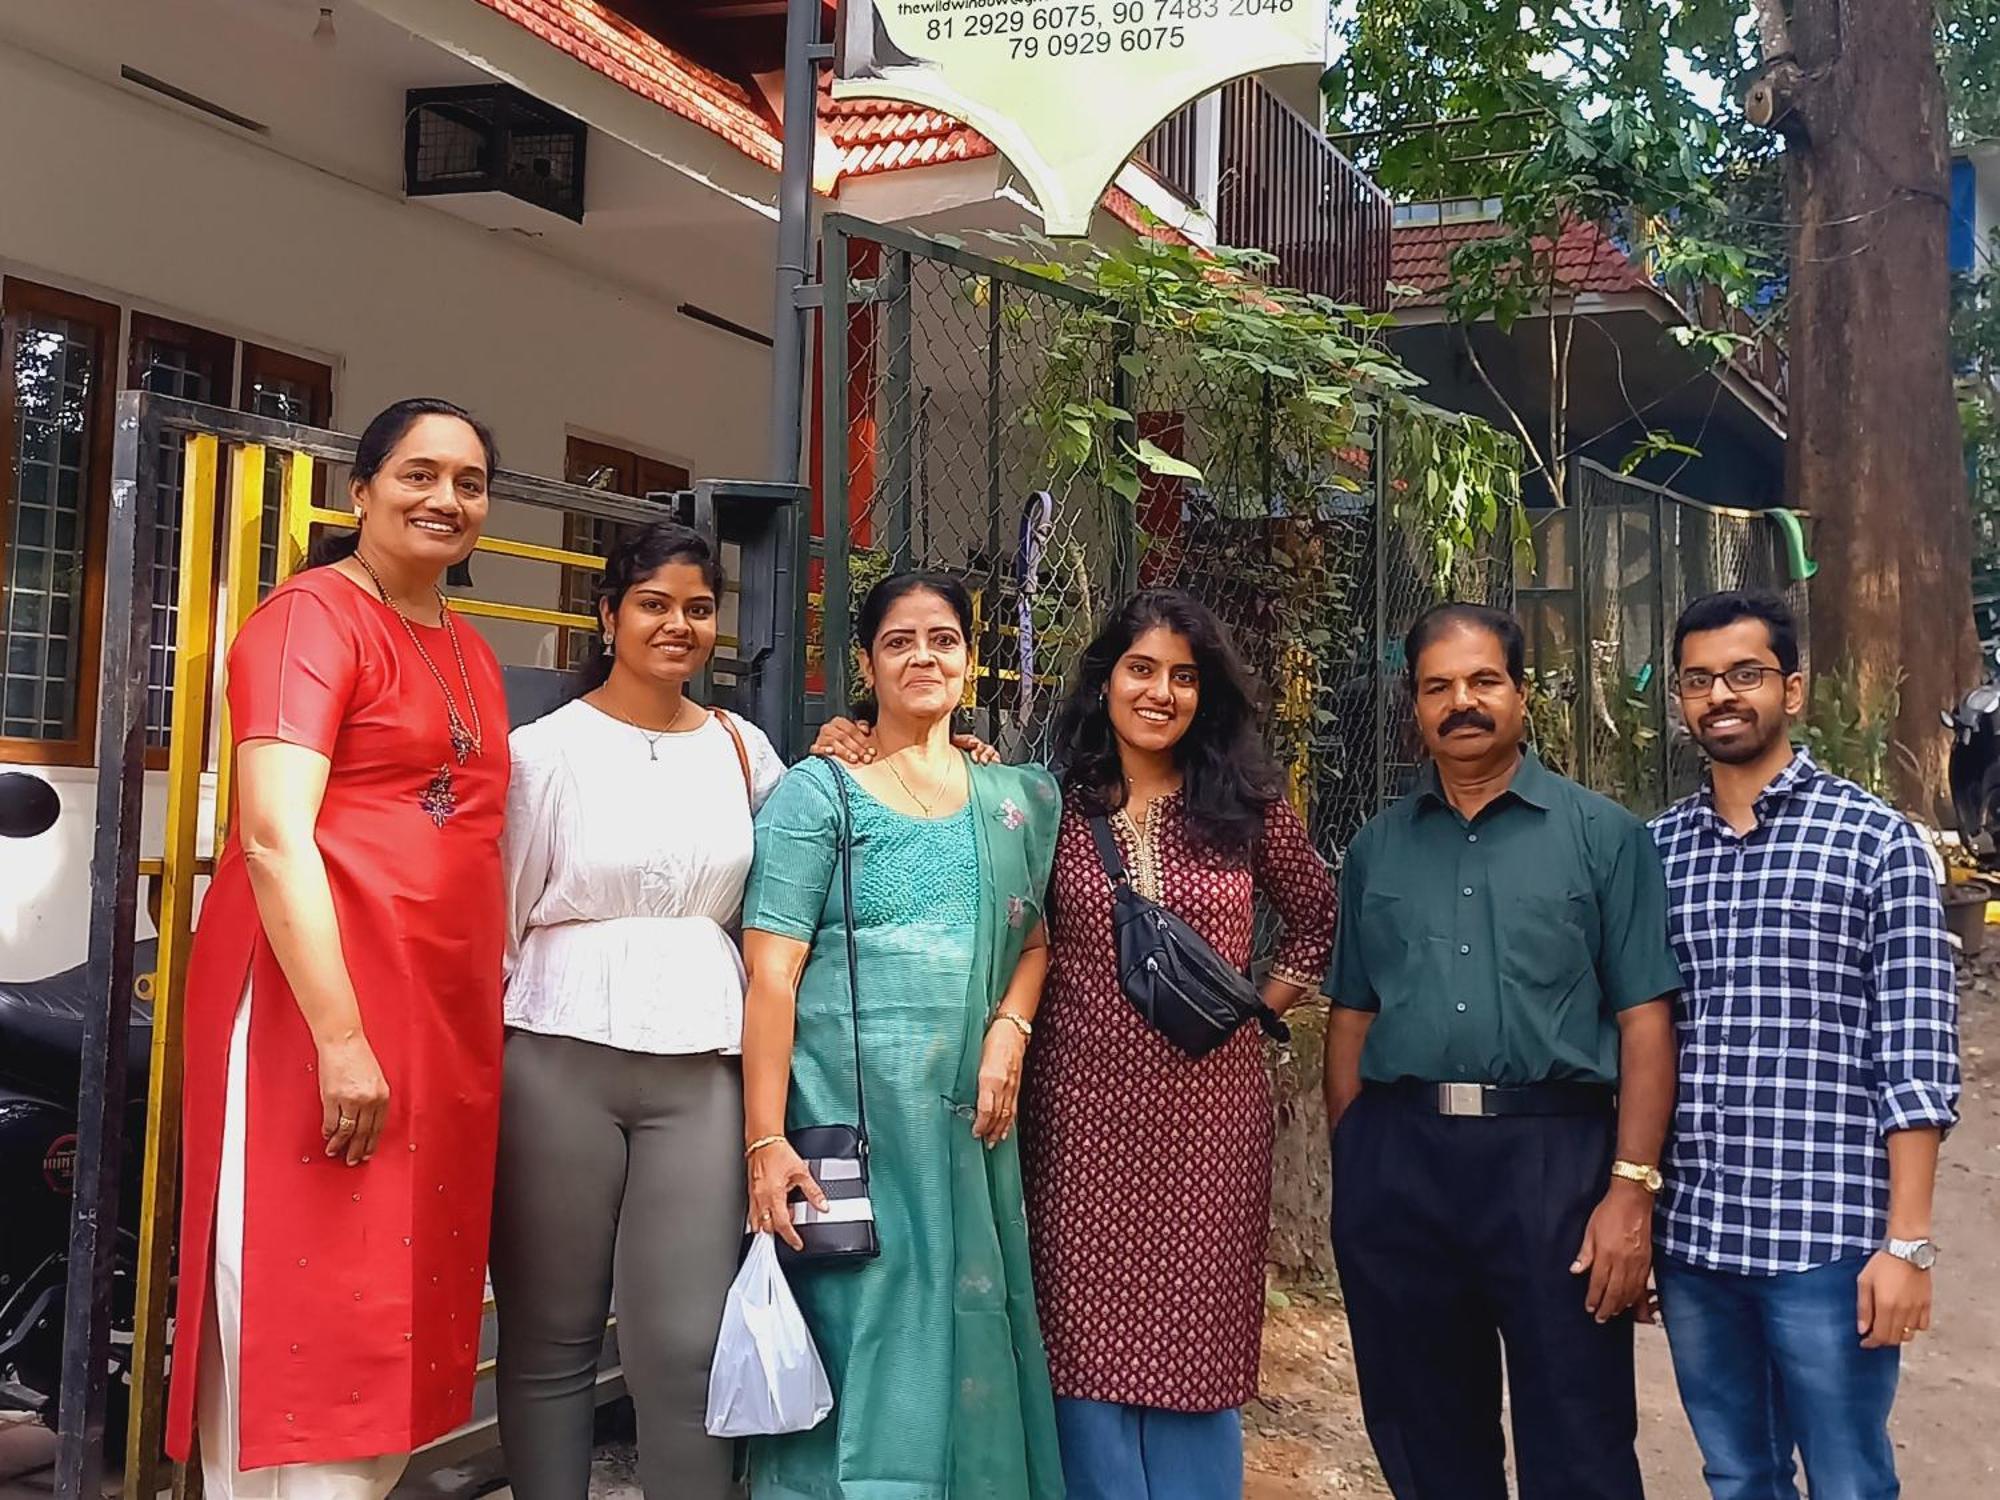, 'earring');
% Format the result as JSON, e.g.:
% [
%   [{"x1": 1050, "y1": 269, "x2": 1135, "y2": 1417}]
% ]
[{"x1": 601, "y1": 630, "x2": 613, "y2": 646}]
